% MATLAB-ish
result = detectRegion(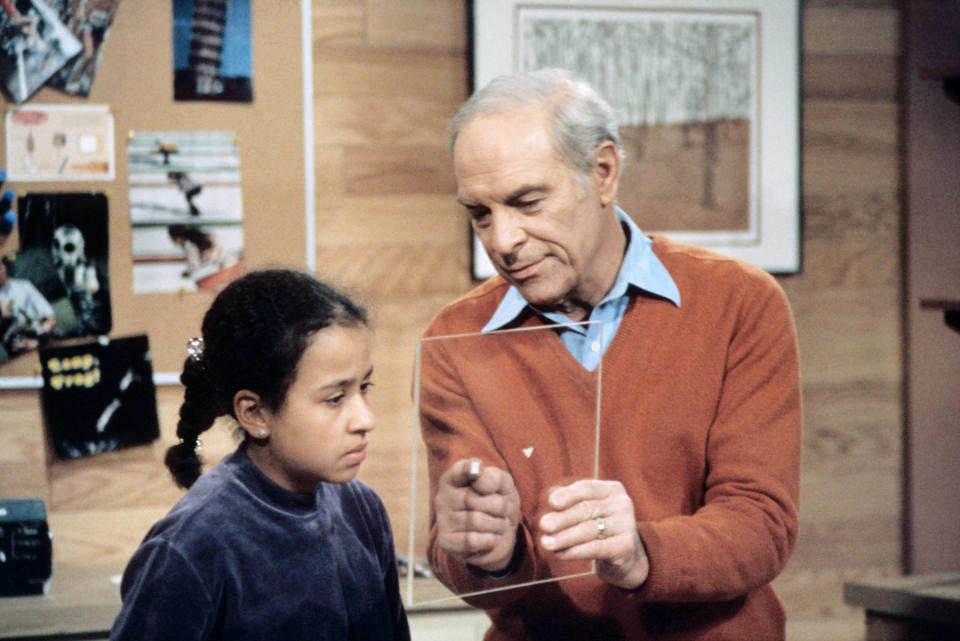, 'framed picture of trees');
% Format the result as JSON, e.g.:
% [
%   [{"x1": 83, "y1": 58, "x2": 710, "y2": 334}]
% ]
[{"x1": 470, "y1": 0, "x2": 800, "y2": 277}]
